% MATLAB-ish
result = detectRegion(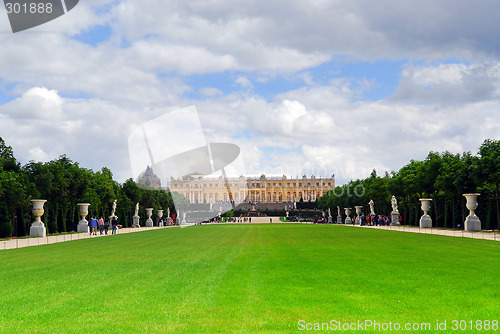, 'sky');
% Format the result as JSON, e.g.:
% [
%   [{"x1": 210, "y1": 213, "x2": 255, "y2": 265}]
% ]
[{"x1": 0, "y1": 0, "x2": 500, "y2": 185}]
